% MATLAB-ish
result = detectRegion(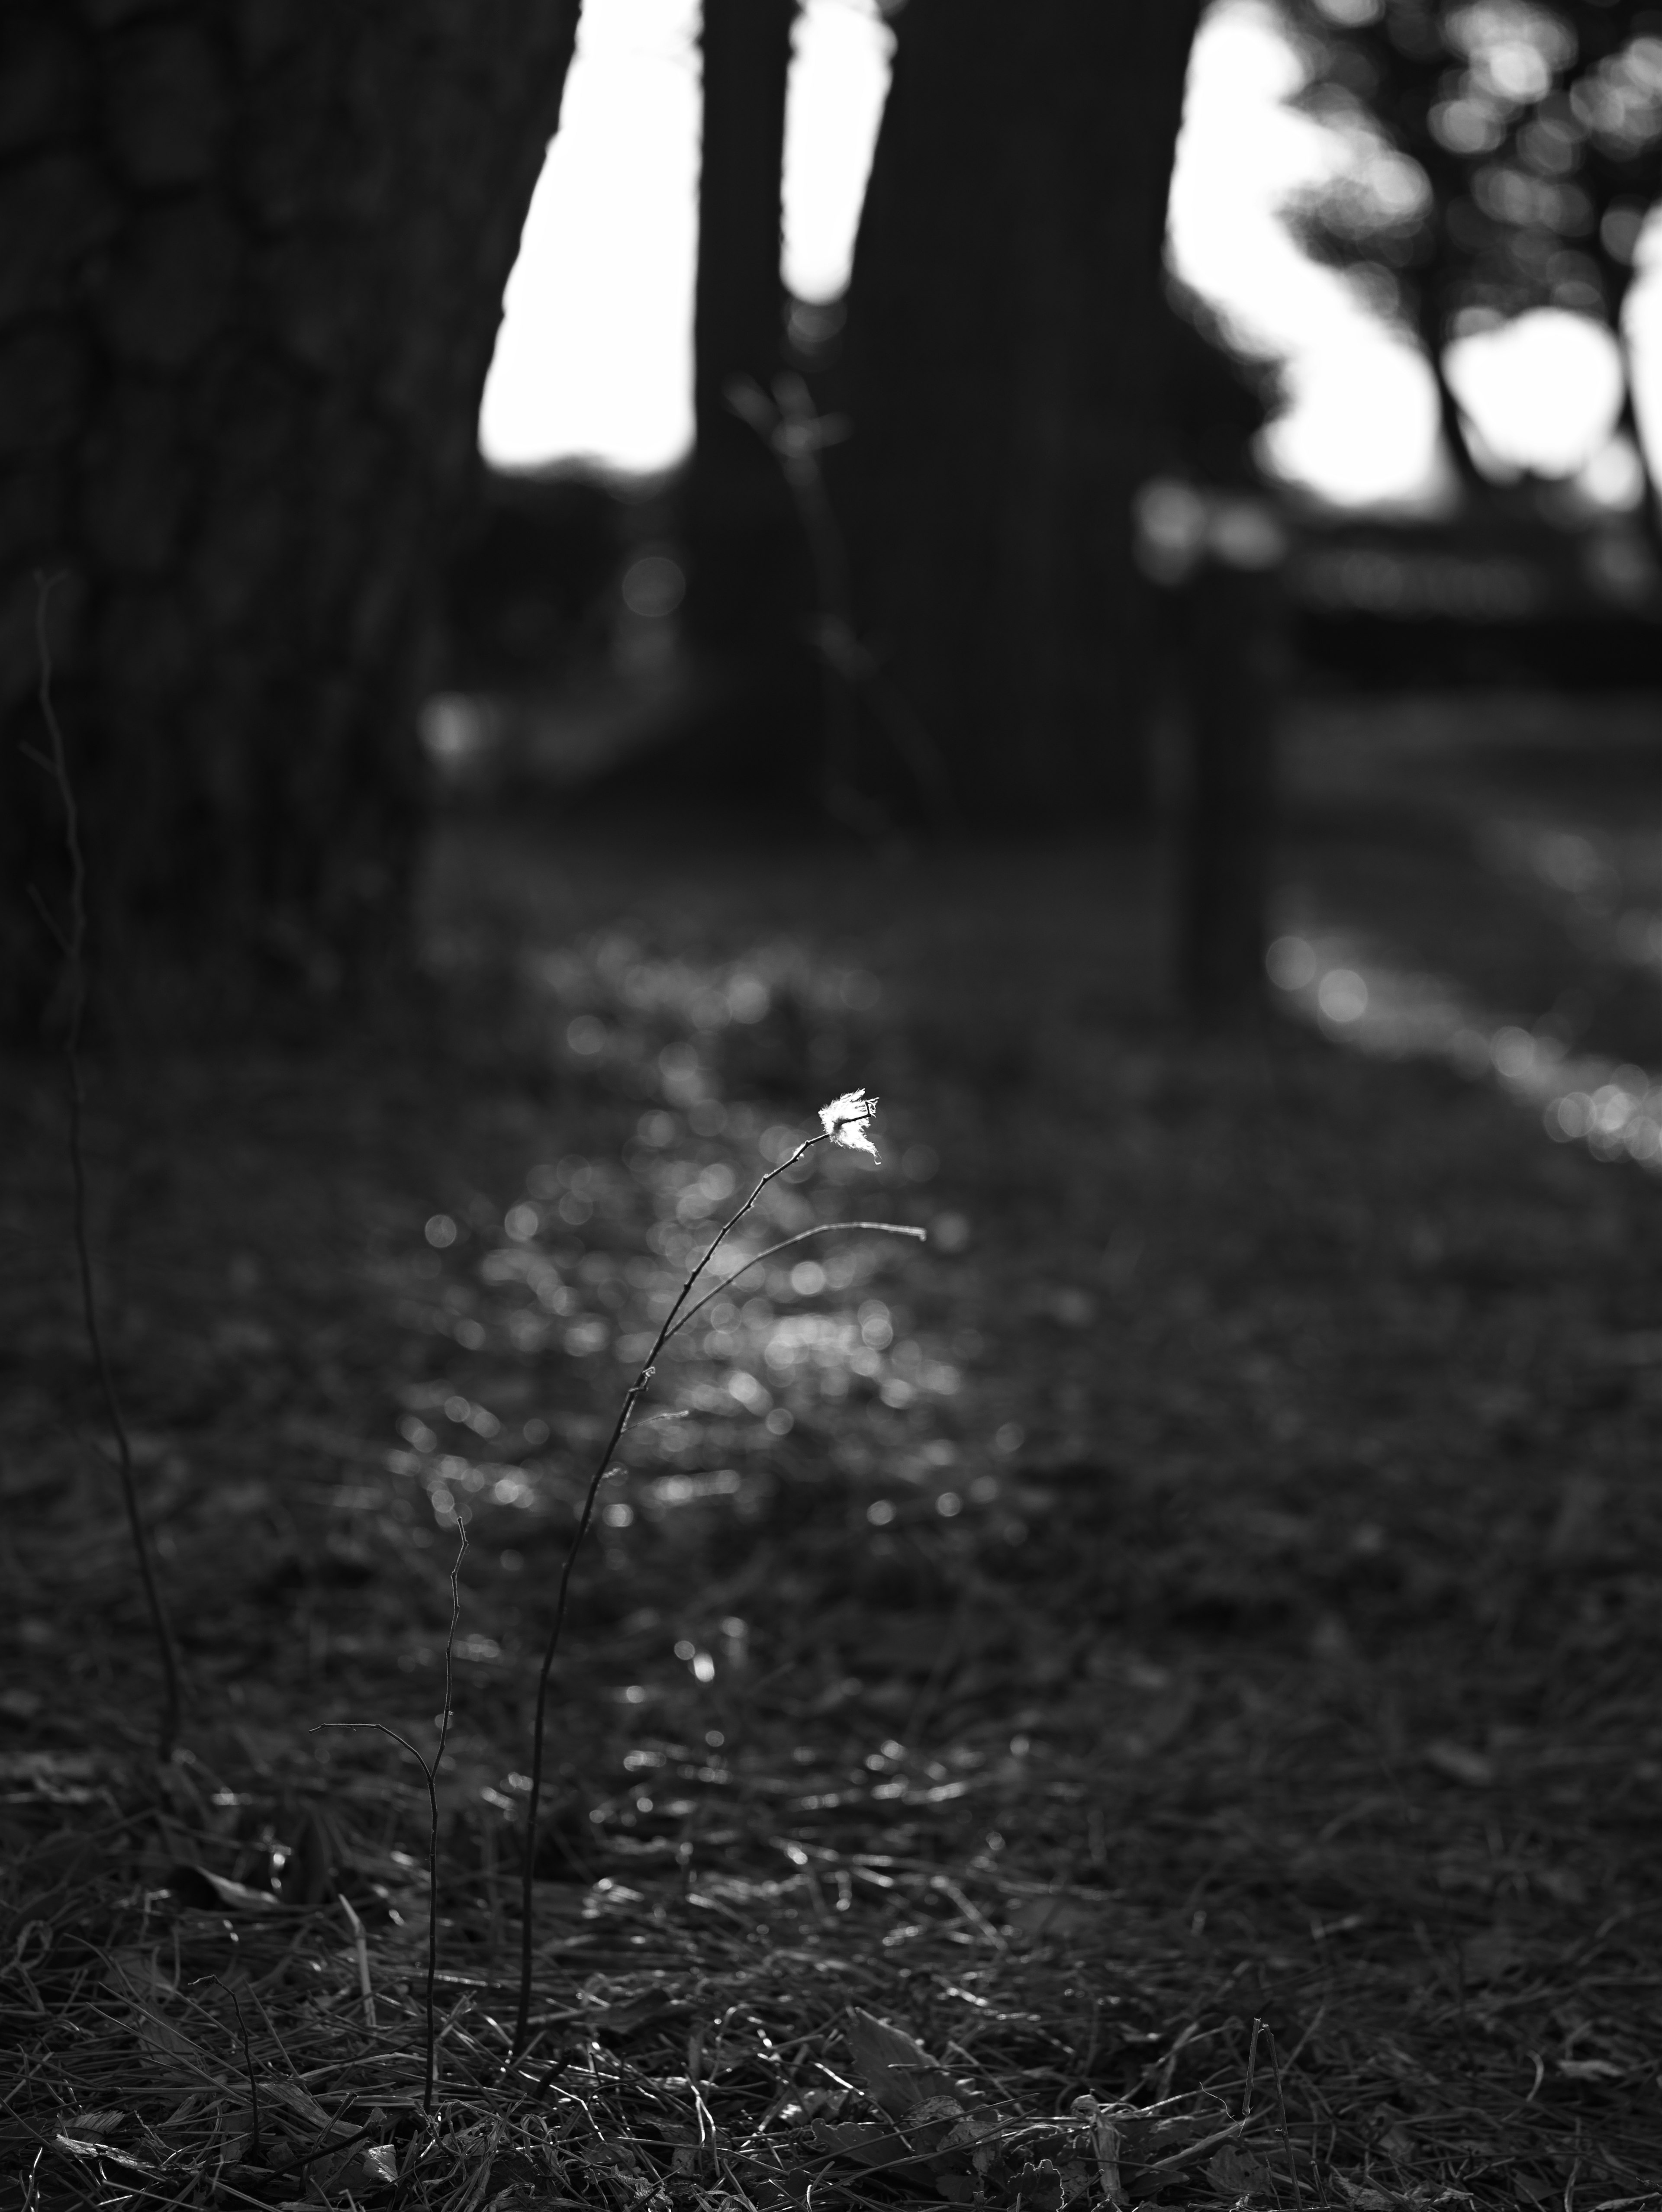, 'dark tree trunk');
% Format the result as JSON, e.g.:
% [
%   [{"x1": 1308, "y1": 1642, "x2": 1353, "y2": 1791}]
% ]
[
  {"x1": 1432, "y1": 363, "x2": 1487, "y2": 496},
  {"x1": 684, "y1": 0, "x2": 801, "y2": 672},
  {"x1": 1421, "y1": 318, "x2": 1488, "y2": 502},
  {"x1": 1614, "y1": 337, "x2": 1662, "y2": 572},
  {"x1": 0, "y1": 0, "x2": 581, "y2": 1034},
  {"x1": 834, "y1": 0, "x2": 1203, "y2": 825}
]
